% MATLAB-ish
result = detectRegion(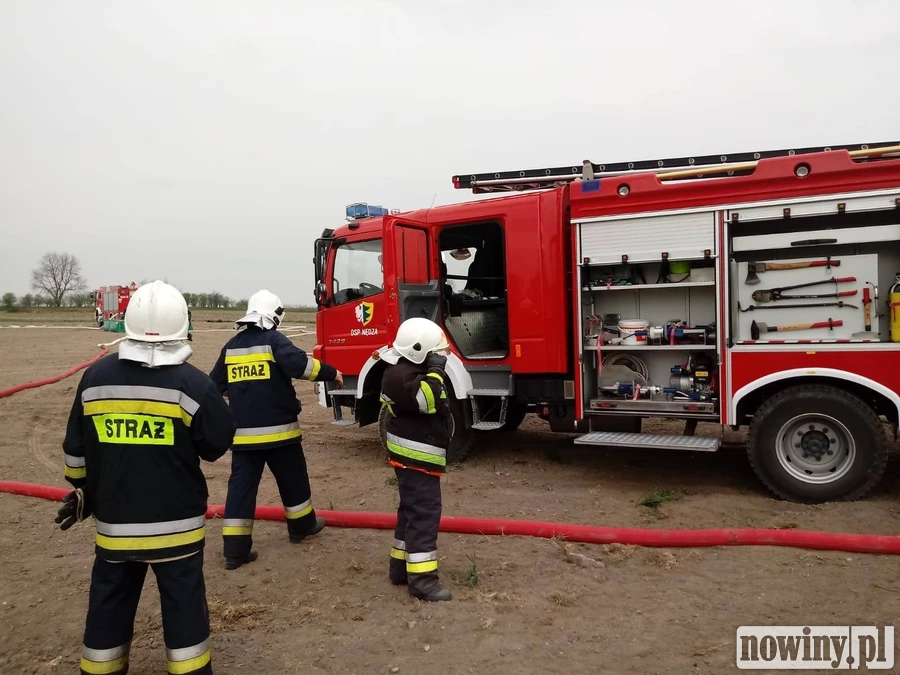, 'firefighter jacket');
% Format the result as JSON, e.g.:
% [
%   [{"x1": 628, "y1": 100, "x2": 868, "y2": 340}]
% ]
[
  {"x1": 209, "y1": 326, "x2": 337, "y2": 450},
  {"x1": 62, "y1": 353, "x2": 235, "y2": 563},
  {"x1": 380, "y1": 358, "x2": 452, "y2": 475}
]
